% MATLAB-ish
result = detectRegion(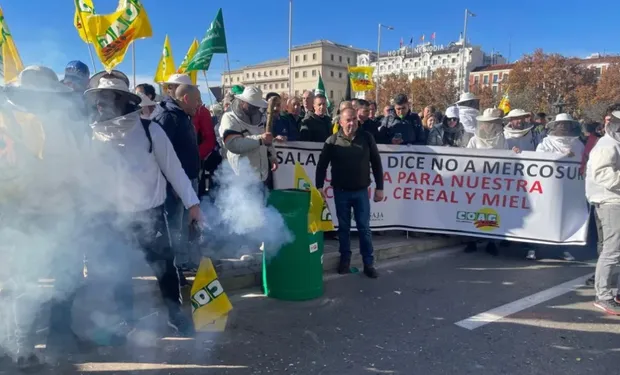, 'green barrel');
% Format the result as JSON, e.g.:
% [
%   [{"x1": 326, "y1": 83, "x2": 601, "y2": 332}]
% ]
[{"x1": 263, "y1": 189, "x2": 324, "y2": 301}]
